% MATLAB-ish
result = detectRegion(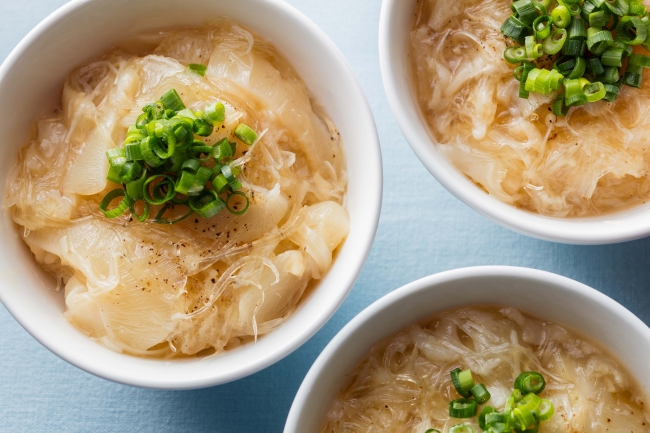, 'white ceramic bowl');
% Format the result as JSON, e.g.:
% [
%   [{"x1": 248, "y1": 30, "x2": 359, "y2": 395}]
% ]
[
  {"x1": 379, "y1": 0, "x2": 650, "y2": 244},
  {"x1": 0, "y1": 0, "x2": 381, "y2": 389},
  {"x1": 284, "y1": 266, "x2": 650, "y2": 431}
]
